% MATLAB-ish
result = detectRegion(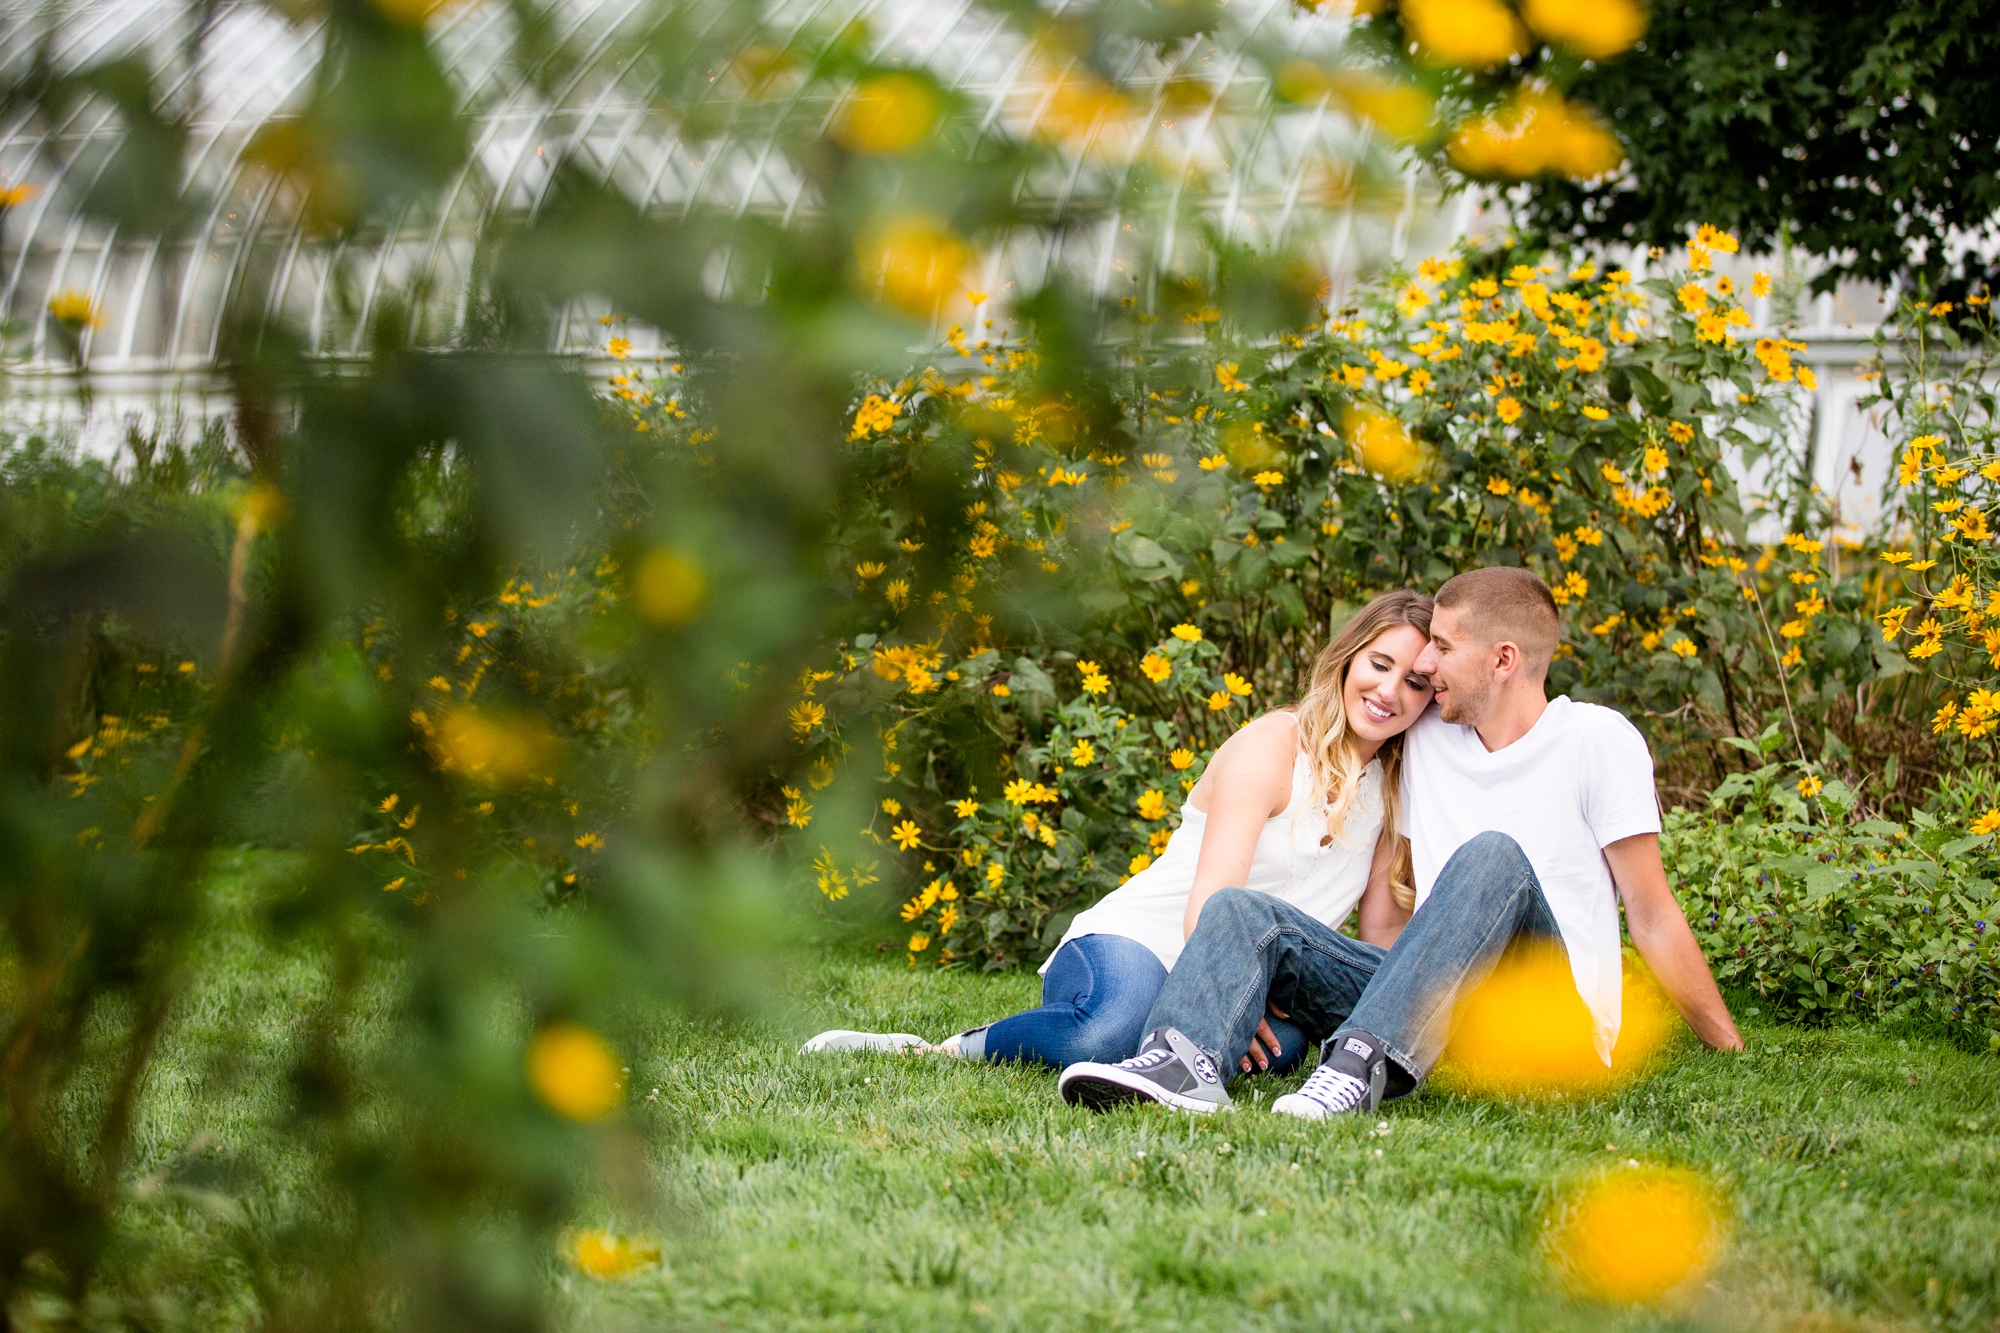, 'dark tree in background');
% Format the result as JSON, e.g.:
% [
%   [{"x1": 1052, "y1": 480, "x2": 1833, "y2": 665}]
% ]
[{"x1": 1488, "y1": 0, "x2": 2000, "y2": 294}]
